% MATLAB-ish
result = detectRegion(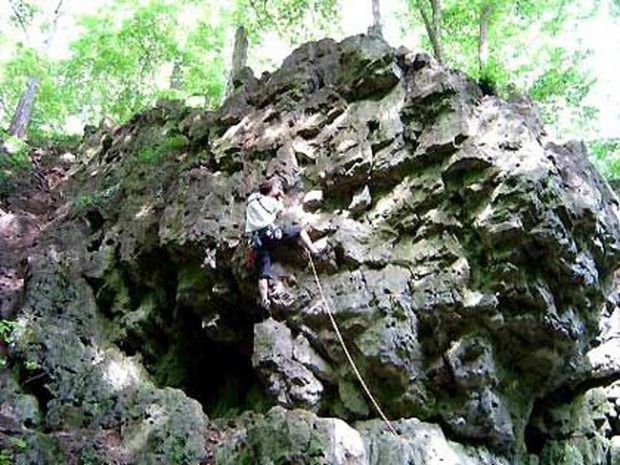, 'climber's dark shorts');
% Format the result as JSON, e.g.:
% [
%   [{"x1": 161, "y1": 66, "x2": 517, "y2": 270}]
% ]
[{"x1": 252, "y1": 225, "x2": 302, "y2": 280}]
